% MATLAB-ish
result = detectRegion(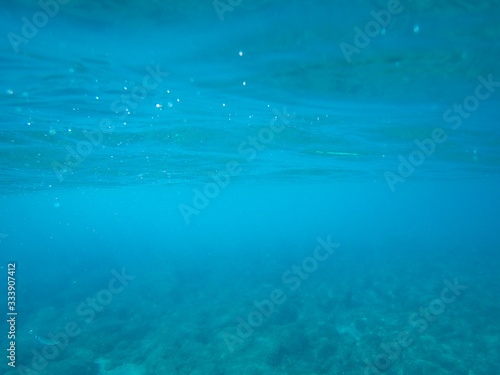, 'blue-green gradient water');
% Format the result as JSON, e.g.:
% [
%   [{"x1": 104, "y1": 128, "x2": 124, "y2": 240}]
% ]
[{"x1": 1, "y1": 1, "x2": 499, "y2": 374}]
